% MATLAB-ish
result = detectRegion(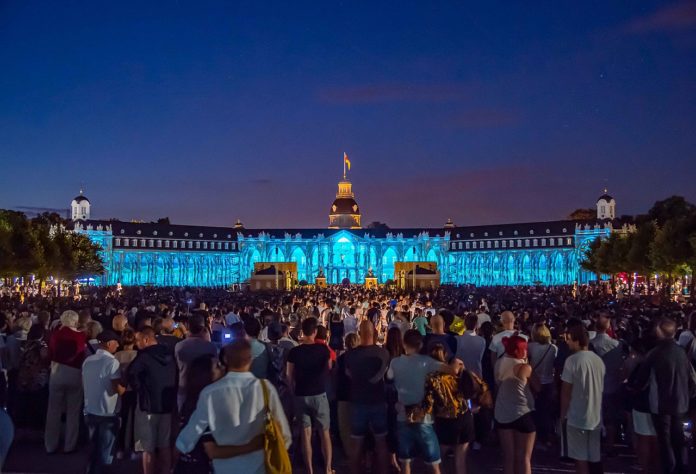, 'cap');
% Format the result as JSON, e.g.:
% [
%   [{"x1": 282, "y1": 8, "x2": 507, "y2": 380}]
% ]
[{"x1": 97, "y1": 330, "x2": 120, "y2": 344}]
